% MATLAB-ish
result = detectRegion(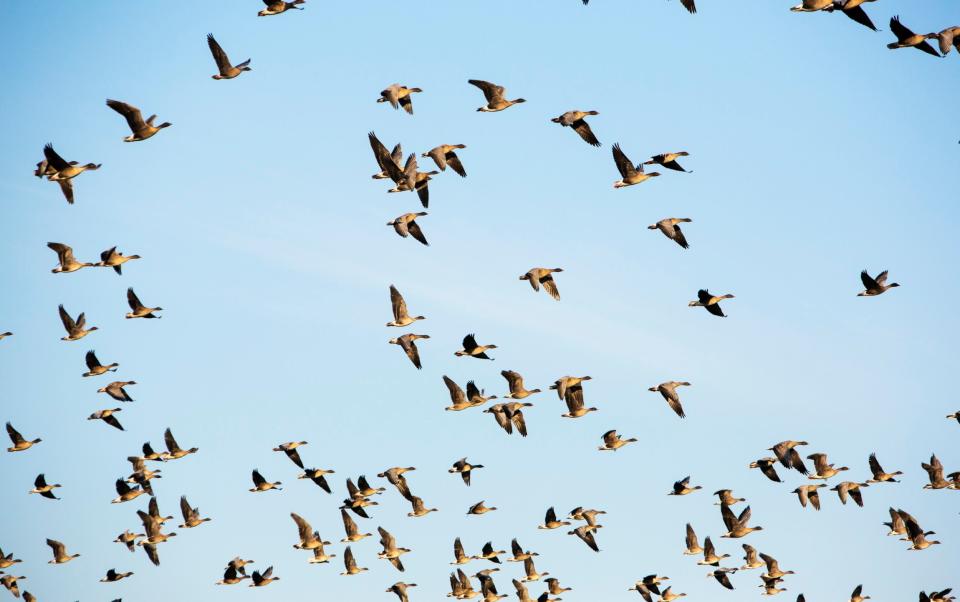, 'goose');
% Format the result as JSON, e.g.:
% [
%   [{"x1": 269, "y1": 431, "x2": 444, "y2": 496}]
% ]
[
  {"x1": 698, "y1": 536, "x2": 729, "y2": 566},
  {"x1": 83, "y1": 350, "x2": 118, "y2": 377},
  {"x1": 791, "y1": 484, "x2": 826, "y2": 510},
  {"x1": 258, "y1": 0, "x2": 305, "y2": 16},
  {"x1": 759, "y1": 553, "x2": 794, "y2": 579},
  {"x1": 126, "y1": 288, "x2": 162, "y2": 319},
  {"x1": 823, "y1": 0, "x2": 878, "y2": 31},
  {"x1": 383, "y1": 152, "x2": 437, "y2": 207},
  {"x1": 228, "y1": 557, "x2": 255, "y2": 576},
  {"x1": 141, "y1": 441, "x2": 171, "y2": 462},
  {"x1": 100, "y1": 569, "x2": 133, "y2": 583},
  {"x1": 387, "y1": 285, "x2": 425, "y2": 327},
  {"x1": 147, "y1": 496, "x2": 175, "y2": 528},
  {"x1": 501, "y1": 370, "x2": 541, "y2": 399},
  {"x1": 550, "y1": 375, "x2": 591, "y2": 400},
  {"x1": 106, "y1": 99, "x2": 172, "y2": 141},
  {"x1": 514, "y1": 579, "x2": 535, "y2": 602},
  {"x1": 5, "y1": 423, "x2": 41, "y2": 453},
  {"x1": 486, "y1": 405, "x2": 514, "y2": 435},
  {"x1": 387, "y1": 582, "x2": 418, "y2": 602},
  {"x1": 48, "y1": 242, "x2": 95, "y2": 273},
  {"x1": 468, "y1": 500, "x2": 497, "y2": 515},
  {"x1": 931, "y1": 27, "x2": 960, "y2": 56},
  {"x1": 473, "y1": 541, "x2": 507, "y2": 564},
  {"x1": 207, "y1": 33, "x2": 251, "y2": 79},
  {"x1": 520, "y1": 268, "x2": 563, "y2": 300},
  {"x1": 689, "y1": 289, "x2": 734, "y2": 317},
  {"x1": 900, "y1": 510, "x2": 940, "y2": 550},
  {"x1": 387, "y1": 212, "x2": 429, "y2": 245},
  {"x1": 114, "y1": 530, "x2": 138, "y2": 552},
  {"x1": 309, "y1": 539, "x2": 336, "y2": 564},
  {"x1": 741, "y1": 544, "x2": 765, "y2": 570},
  {"x1": 341, "y1": 546, "x2": 368, "y2": 575},
  {"x1": 444, "y1": 377, "x2": 495, "y2": 411},
  {"x1": 850, "y1": 585, "x2": 871, "y2": 602},
  {"x1": 450, "y1": 457, "x2": 484, "y2": 486},
  {"x1": 569, "y1": 506, "x2": 606, "y2": 527},
  {"x1": 179, "y1": 495, "x2": 211, "y2": 528},
  {"x1": 721, "y1": 504, "x2": 763, "y2": 538},
  {"x1": 922, "y1": 454, "x2": 950, "y2": 489},
  {"x1": 649, "y1": 381, "x2": 691, "y2": 418},
  {"x1": 468, "y1": 79, "x2": 526, "y2": 112},
  {"x1": 378, "y1": 526, "x2": 411, "y2": 571},
  {"x1": 449, "y1": 568, "x2": 478, "y2": 599},
  {"x1": 478, "y1": 572, "x2": 505, "y2": 602},
  {"x1": 38, "y1": 144, "x2": 101, "y2": 204},
  {"x1": 340, "y1": 509, "x2": 372, "y2": 543},
  {"x1": 98, "y1": 247, "x2": 141, "y2": 275},
  {"x1": 58, "y1": 304, "x2": 99, "y2": 341},
  {"x1": 29, "y1": 474, "x2": 62, "y2": 500},
  {"x1": 866, "y1": 453, "x2": 903, "y2": 483},
  {"x1": 644, "y1": 152, "x2": 692, "y2": 172},
  {"x1": 88, "y1": 408, "x2": 124, "y2": 431},
  {"x1": 112, "y1": 479, "x2": 146, "y2": 503},
  {"x1": 669, "y1": 476, "x2": 702, "y2": 495},
  {"x1": 0, "y1": 547, "x2": 23, "y2": 569},
  {"x1": 612, "y1": 143, "x2": 660, "y2": 187},
  {"x1": 389, "y1": 333, "x2": 429, "y2": 369},
  {"x1": 714, "y1": 489, "x2": 746, "y2": 506},
  {"x1": 423, "y1": 144, "x2": 468, "y2": 176},
  {"x1": 831, "y1": 481, "x2": 869, "y2": 506},
  {"x1": 887, "y1": 16, "x2": 941, "y2": 56},
  {"x1": 273, "y1": 441, "x2": 308, "y2": 468},
  {"x1": 356, "y1": 474, "x2": 386, "y2": 497},
  {"x1": 561, "y1": 385, "x2": 598, "y2": 418},
  {"x1": 378, "y1": 466, "x2": 415, "y2": 496},
  {"x1": 1, "y1": 575, "x2": 25, "y2": 599},
  {"x1": 98, "y1": 381, "x2": 136, "y2": 402},
  {"x1": 568, "y1": 524, "x2": 601, "y2": 552},
  {"x1": 46, "y1": 539, "x2": 80, "y2": 564},
  {"x1": 455, "y1": 333, "x2": 497, "y2": 359},
  {"x1": 760, "y1": 575, "x2": 788, "y2": 596},
  {"x1": 216, "y1": 565, "x2": 249, "y2": 585},
  {"x1": 508, "y1": 539, "x2": 537, "y2": 562},
  {"x1": 661, "y1": 586, "x2": 687, "y2": 602},
  {"x1": 520, "y1": 556, "x2": 547, "y2": 582},
  {"x1": 858, "y1": 269, "x2": 900, "y2": 296},
  {"x1": 790, "y1": 0, "x2": 832, "y2": 11},
  {"x1": 299, "y1": 467, "x2": 334, "y2": 493},
  {"x1": 539, "y1": 506, "x2": 571, "y2": 529},
  {"x1": 249, "y1": 566, "x2": 279, "y2": 587},
  {"x1": 407, "y1": 495, "x2": 437, "y2": 517},
  {"x1": 126, "y1": 457, "x2": 161, "y2": 494},
  {"x1": 707, "y1": 568, "x2": 737, "y2": 590},
  {"x1": 164, "y1": 428, "x2": 199, "y2": 459},
  {"x1": 598, "y1": 429, "x2": 637, "y2": 451},
  {"x1": 884, "y1": 506, "x2": 908, "y2": 537},
  {"x1": 552, "y1": 111, "x2": 600, "y2": 146},
  {"x1": 769, "y1": 440, "x2": 809, "y2": 473},
  {"x1": 378, "y1": 83, "x2": 422, "y2": 114},
  {"x1": 629, "y1": 580, "x2": 658, "y2": 602},
  {"x1": 750, "y1": 457, "x2": 782, "y2": 482},
  {"x1": 503, "y1": 401, "x2": 532, "y2": 436},
  {"x1": 290, "y1": 513, "x2": 323, "y2": 550},
  {"x1": 450, "y1": 537, "x2": 473, "y2": 565},
  {"x1": 649, "y1": 218, "x2": 692, "y2": 248},
  {"x1": 684, "y1": 523, "x2": 703, "y2": 555},
  {"x1": 250, "y1": 469, "x2": 281, "y2": 492},
  {"x1": 545, "y1": 577, "x2": 572, "y2": 594},
  {"x1": 807, "y1": 452, "x2": 848, "y2": 480}
]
